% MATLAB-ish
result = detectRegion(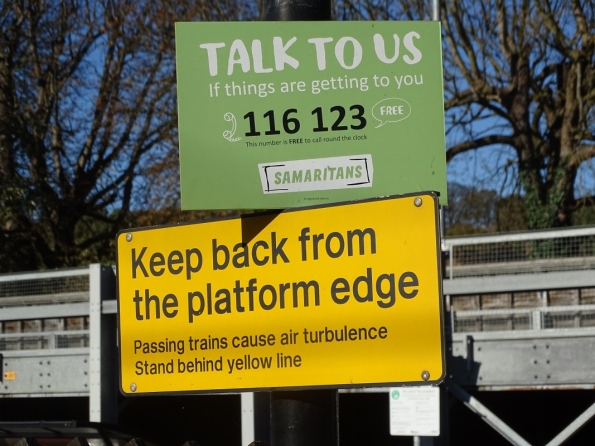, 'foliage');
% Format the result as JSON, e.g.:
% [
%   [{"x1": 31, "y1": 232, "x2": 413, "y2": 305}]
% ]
[
  {"x1": 444, "y1": 182, "x2": 498, "y2": 235},
  {"x1": 444, "y1": 182, "x2": 528, "y2": 235}
]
